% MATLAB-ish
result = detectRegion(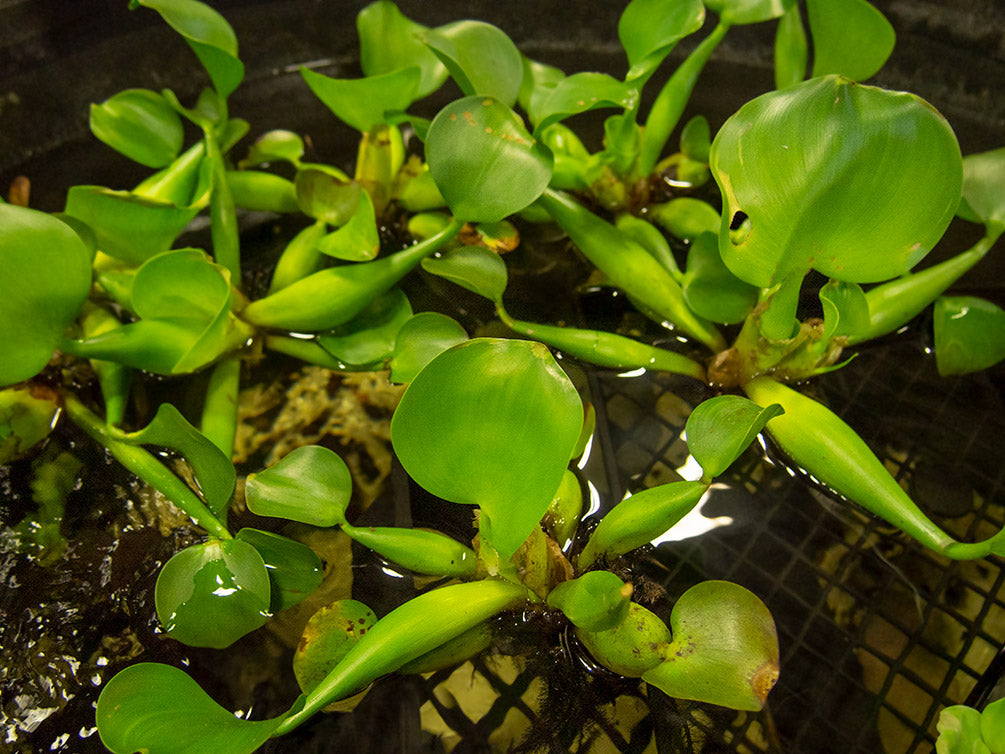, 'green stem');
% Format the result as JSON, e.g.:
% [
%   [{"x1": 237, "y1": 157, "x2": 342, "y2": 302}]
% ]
[
  {"x1": 63, "y1": 394, "x2": 231, "y2": 540},
  {"x1": 637, "y1": 21, "x2": 730, "y2": 178},
  {"x1": 133, "y1": 140, "x2": 206, "y2": 205},
  {"x1": 846, "y1": 228, "x2": 1004, "y2": 345},
  {"x1": 241, "y1": 217, "x2": 464, "y2": 332},
  {"x1": 268, "y1": 220, "x2": 328, "y2": 294},
  {"x1": 206, "y1": 131, "x2": 241, "y2": 281},
  {"x1": 200, "y1": 356, "x2": 241, "y2": 460}
]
